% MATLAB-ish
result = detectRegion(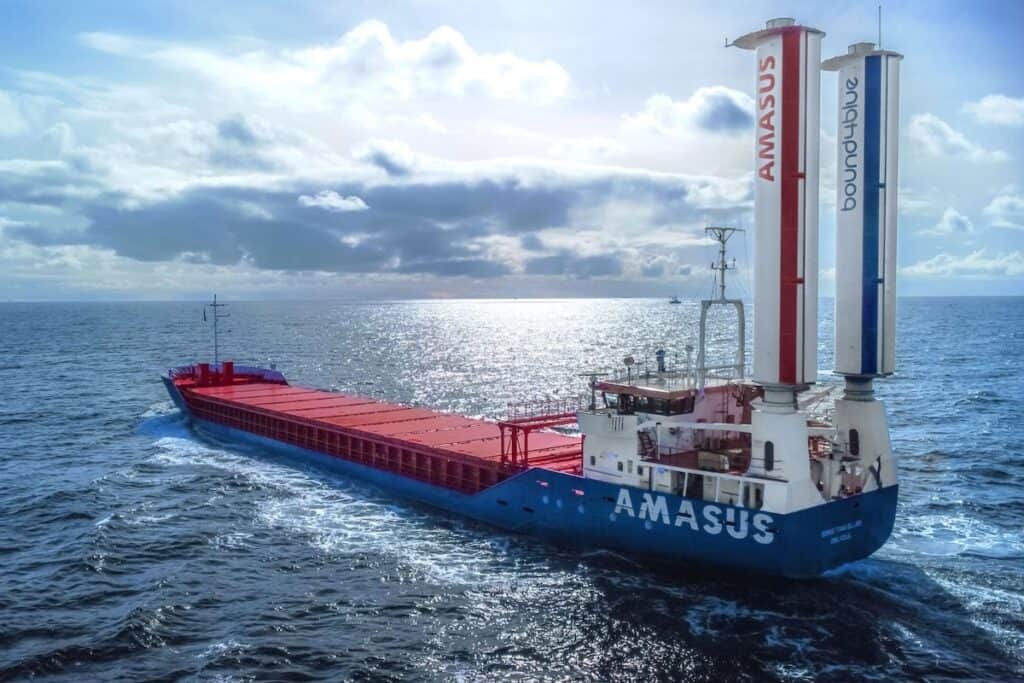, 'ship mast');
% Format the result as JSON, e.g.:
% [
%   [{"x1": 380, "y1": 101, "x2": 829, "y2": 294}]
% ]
[
  {"x1": 205, "y1": 294, "x2": 230, "y2": 365},
  {"x1": 696, "y1": 226, "x2": 745, "y2": 387},
  {"x1": 707, "y1": 225, "x2": 740, "y2": 302}
]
